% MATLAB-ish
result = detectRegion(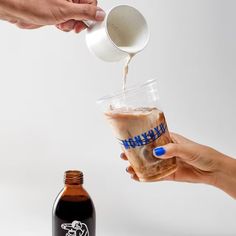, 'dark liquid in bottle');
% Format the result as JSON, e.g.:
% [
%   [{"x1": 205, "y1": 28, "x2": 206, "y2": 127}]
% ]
[
  {"x1": 53, "y1": 195, "x2": 95, "y2": 236},
  {"x1": 53, "y1": 170, "x2": 95, "y2": 236}
]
